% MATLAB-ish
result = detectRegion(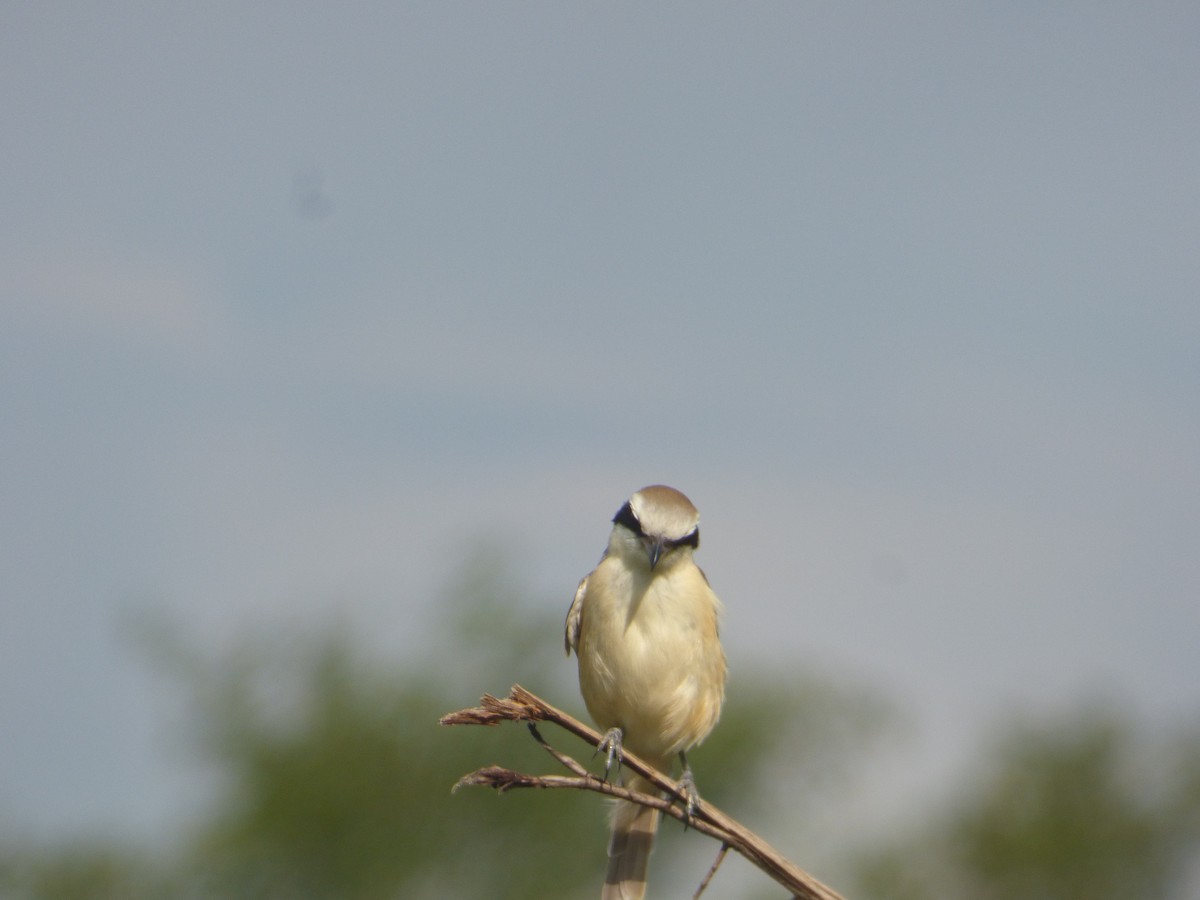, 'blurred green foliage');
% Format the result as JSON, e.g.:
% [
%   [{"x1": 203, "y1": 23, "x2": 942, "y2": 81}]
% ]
[
  {"x1": 0, "y1": 546, "x2": 881, "y2": 899},
  {"x1": 0, "y1": 844, "x2": 174, "y2": 900},
  {"x1": 852, "y1": 708, "x2": 1200, "y2": 900},
  {"x1": 3, "y1": 547, "x2": 1198, "y2": 898}
]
